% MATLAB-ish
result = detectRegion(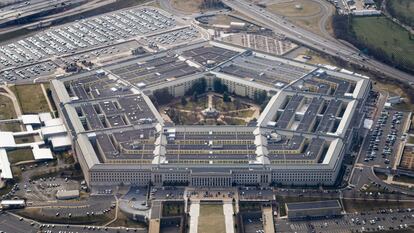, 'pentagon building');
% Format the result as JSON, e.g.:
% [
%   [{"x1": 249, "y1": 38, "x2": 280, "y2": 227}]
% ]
[{"x1": 50, "y1": 40, "x2": 371, "y2": 187}]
